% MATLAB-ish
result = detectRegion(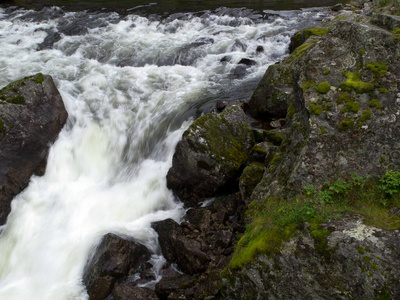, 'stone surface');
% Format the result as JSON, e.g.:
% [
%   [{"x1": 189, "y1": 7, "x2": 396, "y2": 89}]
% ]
[
  {"x1": 0, "y1": 73, "x2": 68, "y2": 225},
  {"x1": 222, "y1": 215, "x2": 400, "y2": 299},
  {"x1": 166, "y1": 105, "x2": 254, "y2": 206},
  {"x1": 83, "y1": 233, "x2": 151, "y2": 300},
  {"x1": 113, "y1": 285, "x2": 158, "y2": 300}
]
